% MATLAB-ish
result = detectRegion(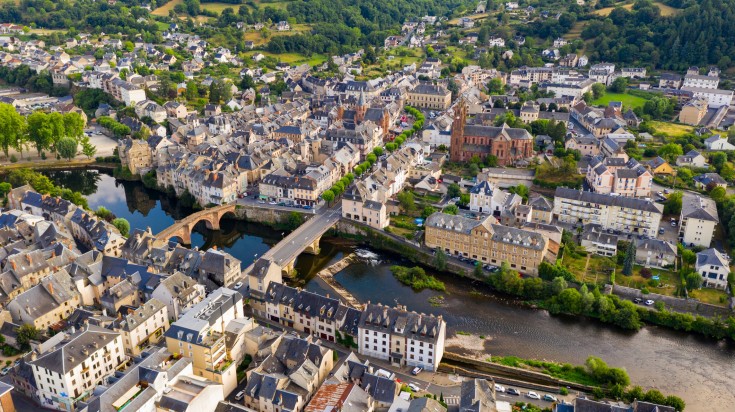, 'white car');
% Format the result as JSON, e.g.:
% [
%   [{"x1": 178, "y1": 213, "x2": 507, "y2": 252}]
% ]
[
  {"x1": 408, "y1": 383, "x2": 421, "y2": 392},
  {"x1": 494, "y1": 384, "x2": 505, "y2": 393},
  {"x1": 526, "y1": 391, "x2": 541, "y2": 400},
  {"x1": 234, "y1": 391, "x2": 245, "y2": 401},
  {"x1": 645, "y1": 299, "x2": 655, "y2": 306},
  {"x1": 234, "y1": 281, "x2": 243, "y2": 289}
]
